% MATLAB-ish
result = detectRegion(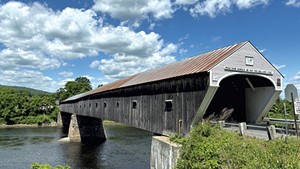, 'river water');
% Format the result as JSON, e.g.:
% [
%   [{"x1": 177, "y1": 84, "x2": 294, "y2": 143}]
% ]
[{"x1": 0, "y1": 123, "x2": 153, "y2": 169}]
